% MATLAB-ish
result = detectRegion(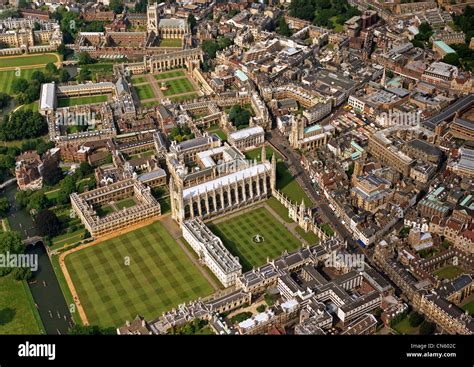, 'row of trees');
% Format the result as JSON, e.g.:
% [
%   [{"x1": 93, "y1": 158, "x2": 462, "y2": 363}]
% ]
[
  {"x1": 289, "y1": 0, "x2": 360, "y2": 29},
  {"x1": 0, "y1": 110, "x2": 48, "y2": 141},
  {"x1": 0, "y1": 231, "x2": 32, "y2": 280}
]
